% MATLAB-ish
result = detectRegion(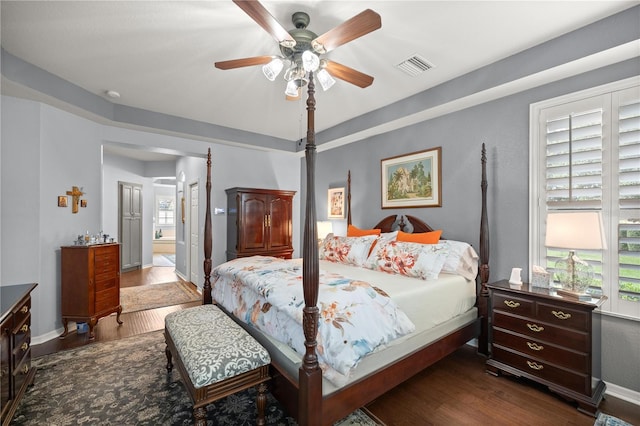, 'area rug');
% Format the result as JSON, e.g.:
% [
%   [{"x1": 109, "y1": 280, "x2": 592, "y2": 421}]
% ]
[
  {"x1": 120, "y1": 281, "x2": 201, "y2": 313},
  {"x1": 12, "y1": 331, "x2": 380, "y2": 425},
  {"x1": 595, "y1": 412, "x2": 634, "y2": 426}
]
